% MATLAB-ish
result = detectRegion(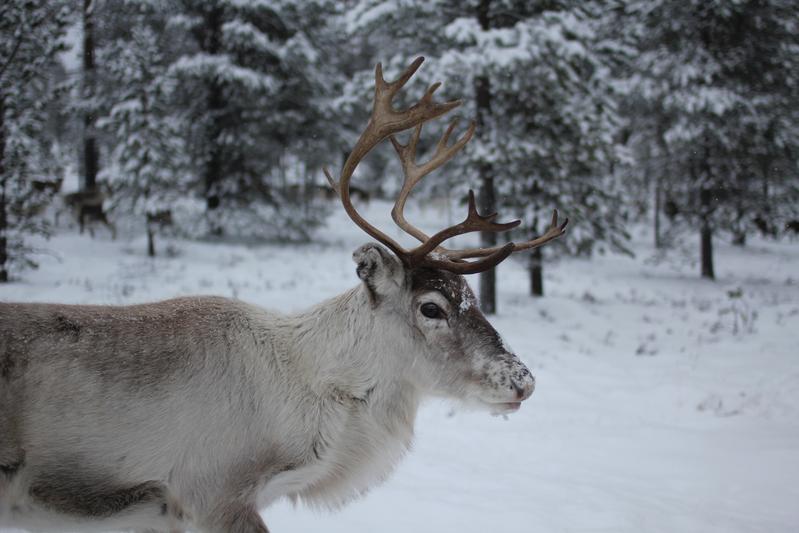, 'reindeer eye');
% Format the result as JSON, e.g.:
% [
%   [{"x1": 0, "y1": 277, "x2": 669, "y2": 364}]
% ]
[{"x1": 420, "y1": 302, "x2": 445, "y2": 319}]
